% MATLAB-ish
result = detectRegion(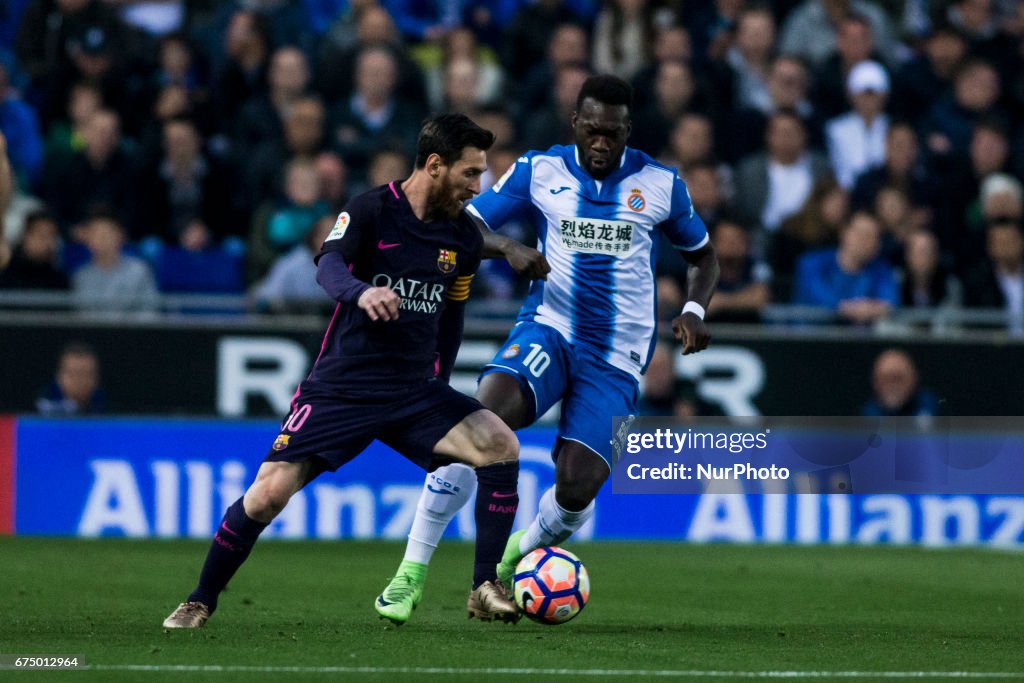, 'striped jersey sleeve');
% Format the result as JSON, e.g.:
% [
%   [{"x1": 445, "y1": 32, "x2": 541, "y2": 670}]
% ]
[
  {"x1": 660, "y1": 174, "x2": 709, "y2": 251},
  {"x1": 467, "y1": 153, "x2": 535, "y2": 229}
]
